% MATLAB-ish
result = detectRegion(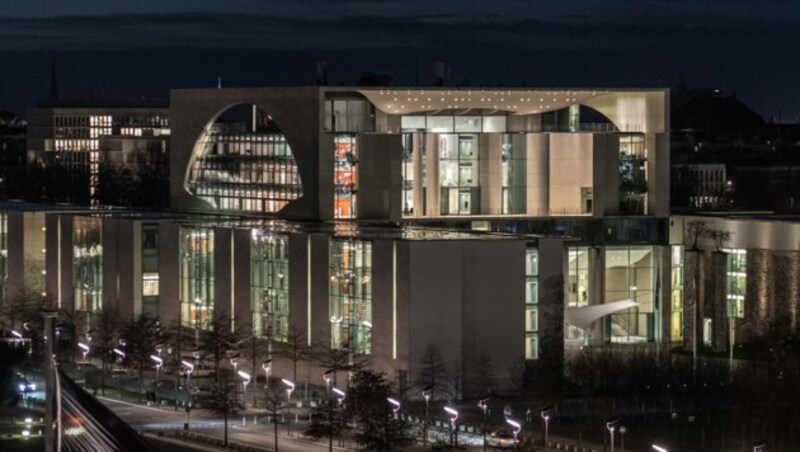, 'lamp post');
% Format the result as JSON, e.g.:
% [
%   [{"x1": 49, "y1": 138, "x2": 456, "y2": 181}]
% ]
[
  {"x1": 619, "y1": 425, "x2": 626, "y2": 452},
  {"x1": 151, "y1": 355, "x2": 163, "y2": 383},
  {"x1": 444, "y1": 406, "x2": 459, "y2": 448},
  {"x1": 324, "y1": 369, "x2": 334, "y2": 396},
  {"x1": 332, "y1": 387, "x2": 346, "y2": 406},
  {"x1": 238, "y1": 370, "x2": 251, "y2": 406},
  {"x1": 607, "y1": 418, "x2": 620, "y2": 452},
  {"x1": 194, "y1": 295, "x2": 202, "y2": 350},
  {"x1": 478, "y1": 397, "x2": 490, "y2": 452},
  {"x1": 651, "y1": 445, "x2": 668, "y2": 452},
  {"x1": 262, "y1": 359, "x2": 272, "y2": 389},
  {"x1": 422, "y1": 385, "x2": 433, "y2": 450},
  {"x1": 541, "y1": 406, "x2": 554, "y2": 451},
  {"x1": 387, "y1": 397, "x2": 401, "y2": 417},
  {"x1": 113, "y1": 348, "x2": 125, "y2": 371},
  {"x1": 282, "y1": 378, "x2": 295, "y2": 402},
  {"x1": 506, "y1": 418, "x2": 521, "y2": 451},
  {"x1": 182, "y1": 360, "x2": 194, "y2": 429}
]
